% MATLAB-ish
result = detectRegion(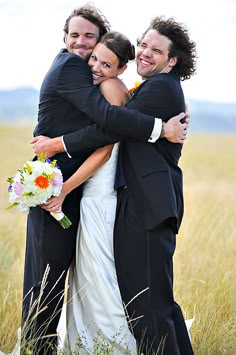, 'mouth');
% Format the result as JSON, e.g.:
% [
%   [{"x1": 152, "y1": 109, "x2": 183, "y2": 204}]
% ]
[
  {"x1": 139, "y1": 57, "x2": 153, "y2": 66},
  {"x1": 72, "y1": 47, "x2": 88, "y2": 53},
  {"x1": 73, "y1": 45, "x2": 88, "y2": 50},
  {"x1": 92, "y1": 72, "x2": 102, "y2": 81}
]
